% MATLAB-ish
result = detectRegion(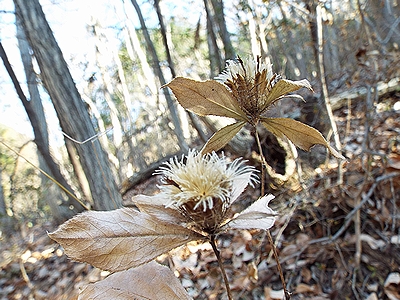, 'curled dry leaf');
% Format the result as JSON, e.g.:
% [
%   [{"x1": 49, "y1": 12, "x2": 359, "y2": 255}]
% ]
[
  {"x1": 48, "y1": 208, "x2": 203, "y2": 272},
  {"x1": 264, "y1": 78, "x2": 313, "y2": 108},
  {"x1": 261, "y1": 117, "x2": 345, "y2": 159},
  {"x1": 384, "y1": 272, "x2": 400, "y2": 300},
  {"x1": 79, "y1": 261, "x2": 192, "y2": 300},
  {"x1": 164, "y1": 77, "x2": 247, "y2": 121}
]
